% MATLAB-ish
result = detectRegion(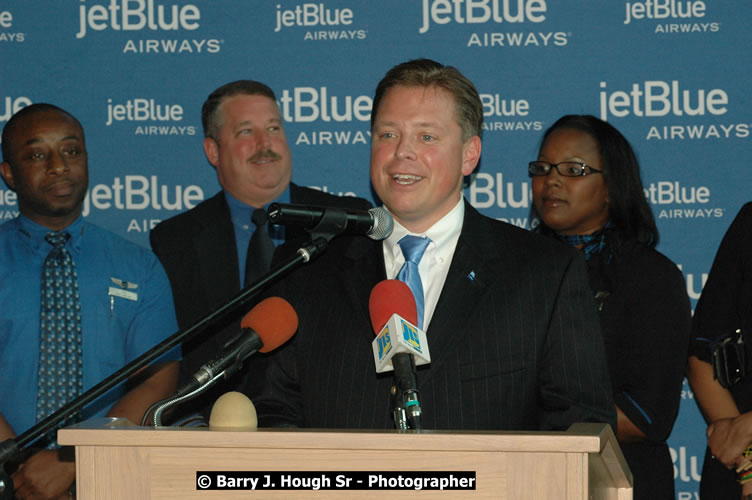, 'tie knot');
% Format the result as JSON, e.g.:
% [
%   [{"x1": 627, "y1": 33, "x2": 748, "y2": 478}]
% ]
[
  {"x1": 252, "y1": 208, "x2": 267, "y2": 228},
  {"x1": 398, "y1": 235, "x2": 431, "y2": 265},
  {"x1": 45, "y1": 231, "x2": 70, "y2": 249}
]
